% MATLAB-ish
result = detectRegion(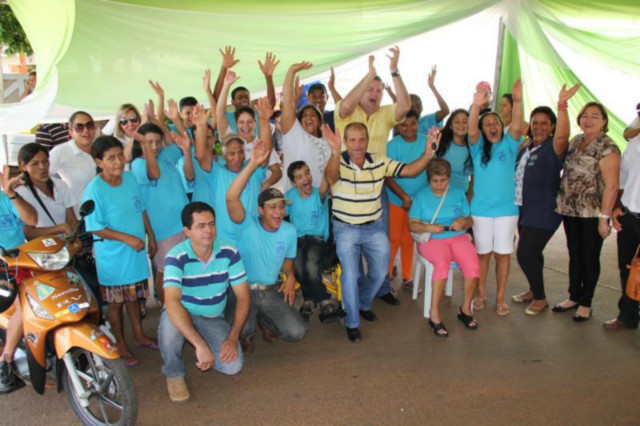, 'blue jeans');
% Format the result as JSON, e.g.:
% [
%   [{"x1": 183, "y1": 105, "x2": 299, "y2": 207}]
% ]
[
  {"x1": 333, "y1": 217, "x2": 390, "y2": 328},
  {"x1": 227, "y1": 288, "x2": 307, "y2": 341},
  {"x1": 158, "y1": 309, "x2": 243, "y2": 378}
]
